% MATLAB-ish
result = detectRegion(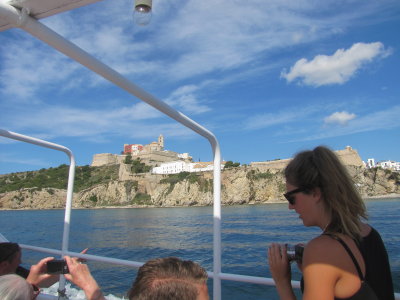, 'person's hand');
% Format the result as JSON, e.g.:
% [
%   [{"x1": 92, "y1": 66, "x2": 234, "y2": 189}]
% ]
[
  {"x1": 26, "y1": 257, "x2": 58, "y2": 288},
  {"x1": 64, "y1": 256, "x2": 105, "y2": 300},
  {"x1": 268, "y1": 244, "x2": 292, "y2": 284},
  {"x1": 268, "y1": 243, "x2": 296, "y2": 299},
  {"x1": 77, "y1": 248, "x2": 89, "y2": 263}
]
